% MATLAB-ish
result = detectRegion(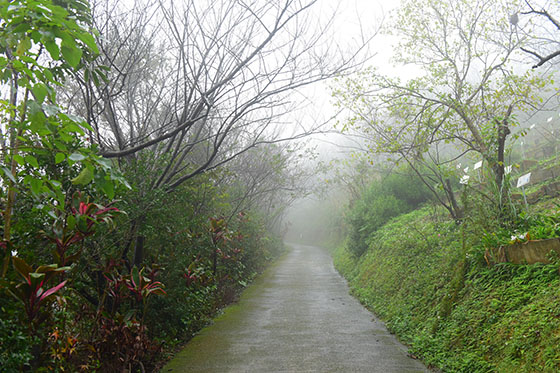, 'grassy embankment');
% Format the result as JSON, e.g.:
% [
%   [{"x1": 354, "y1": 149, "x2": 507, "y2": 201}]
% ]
[{"x1": 334, "y1": 205, "x2": 560, "y2": 372}]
